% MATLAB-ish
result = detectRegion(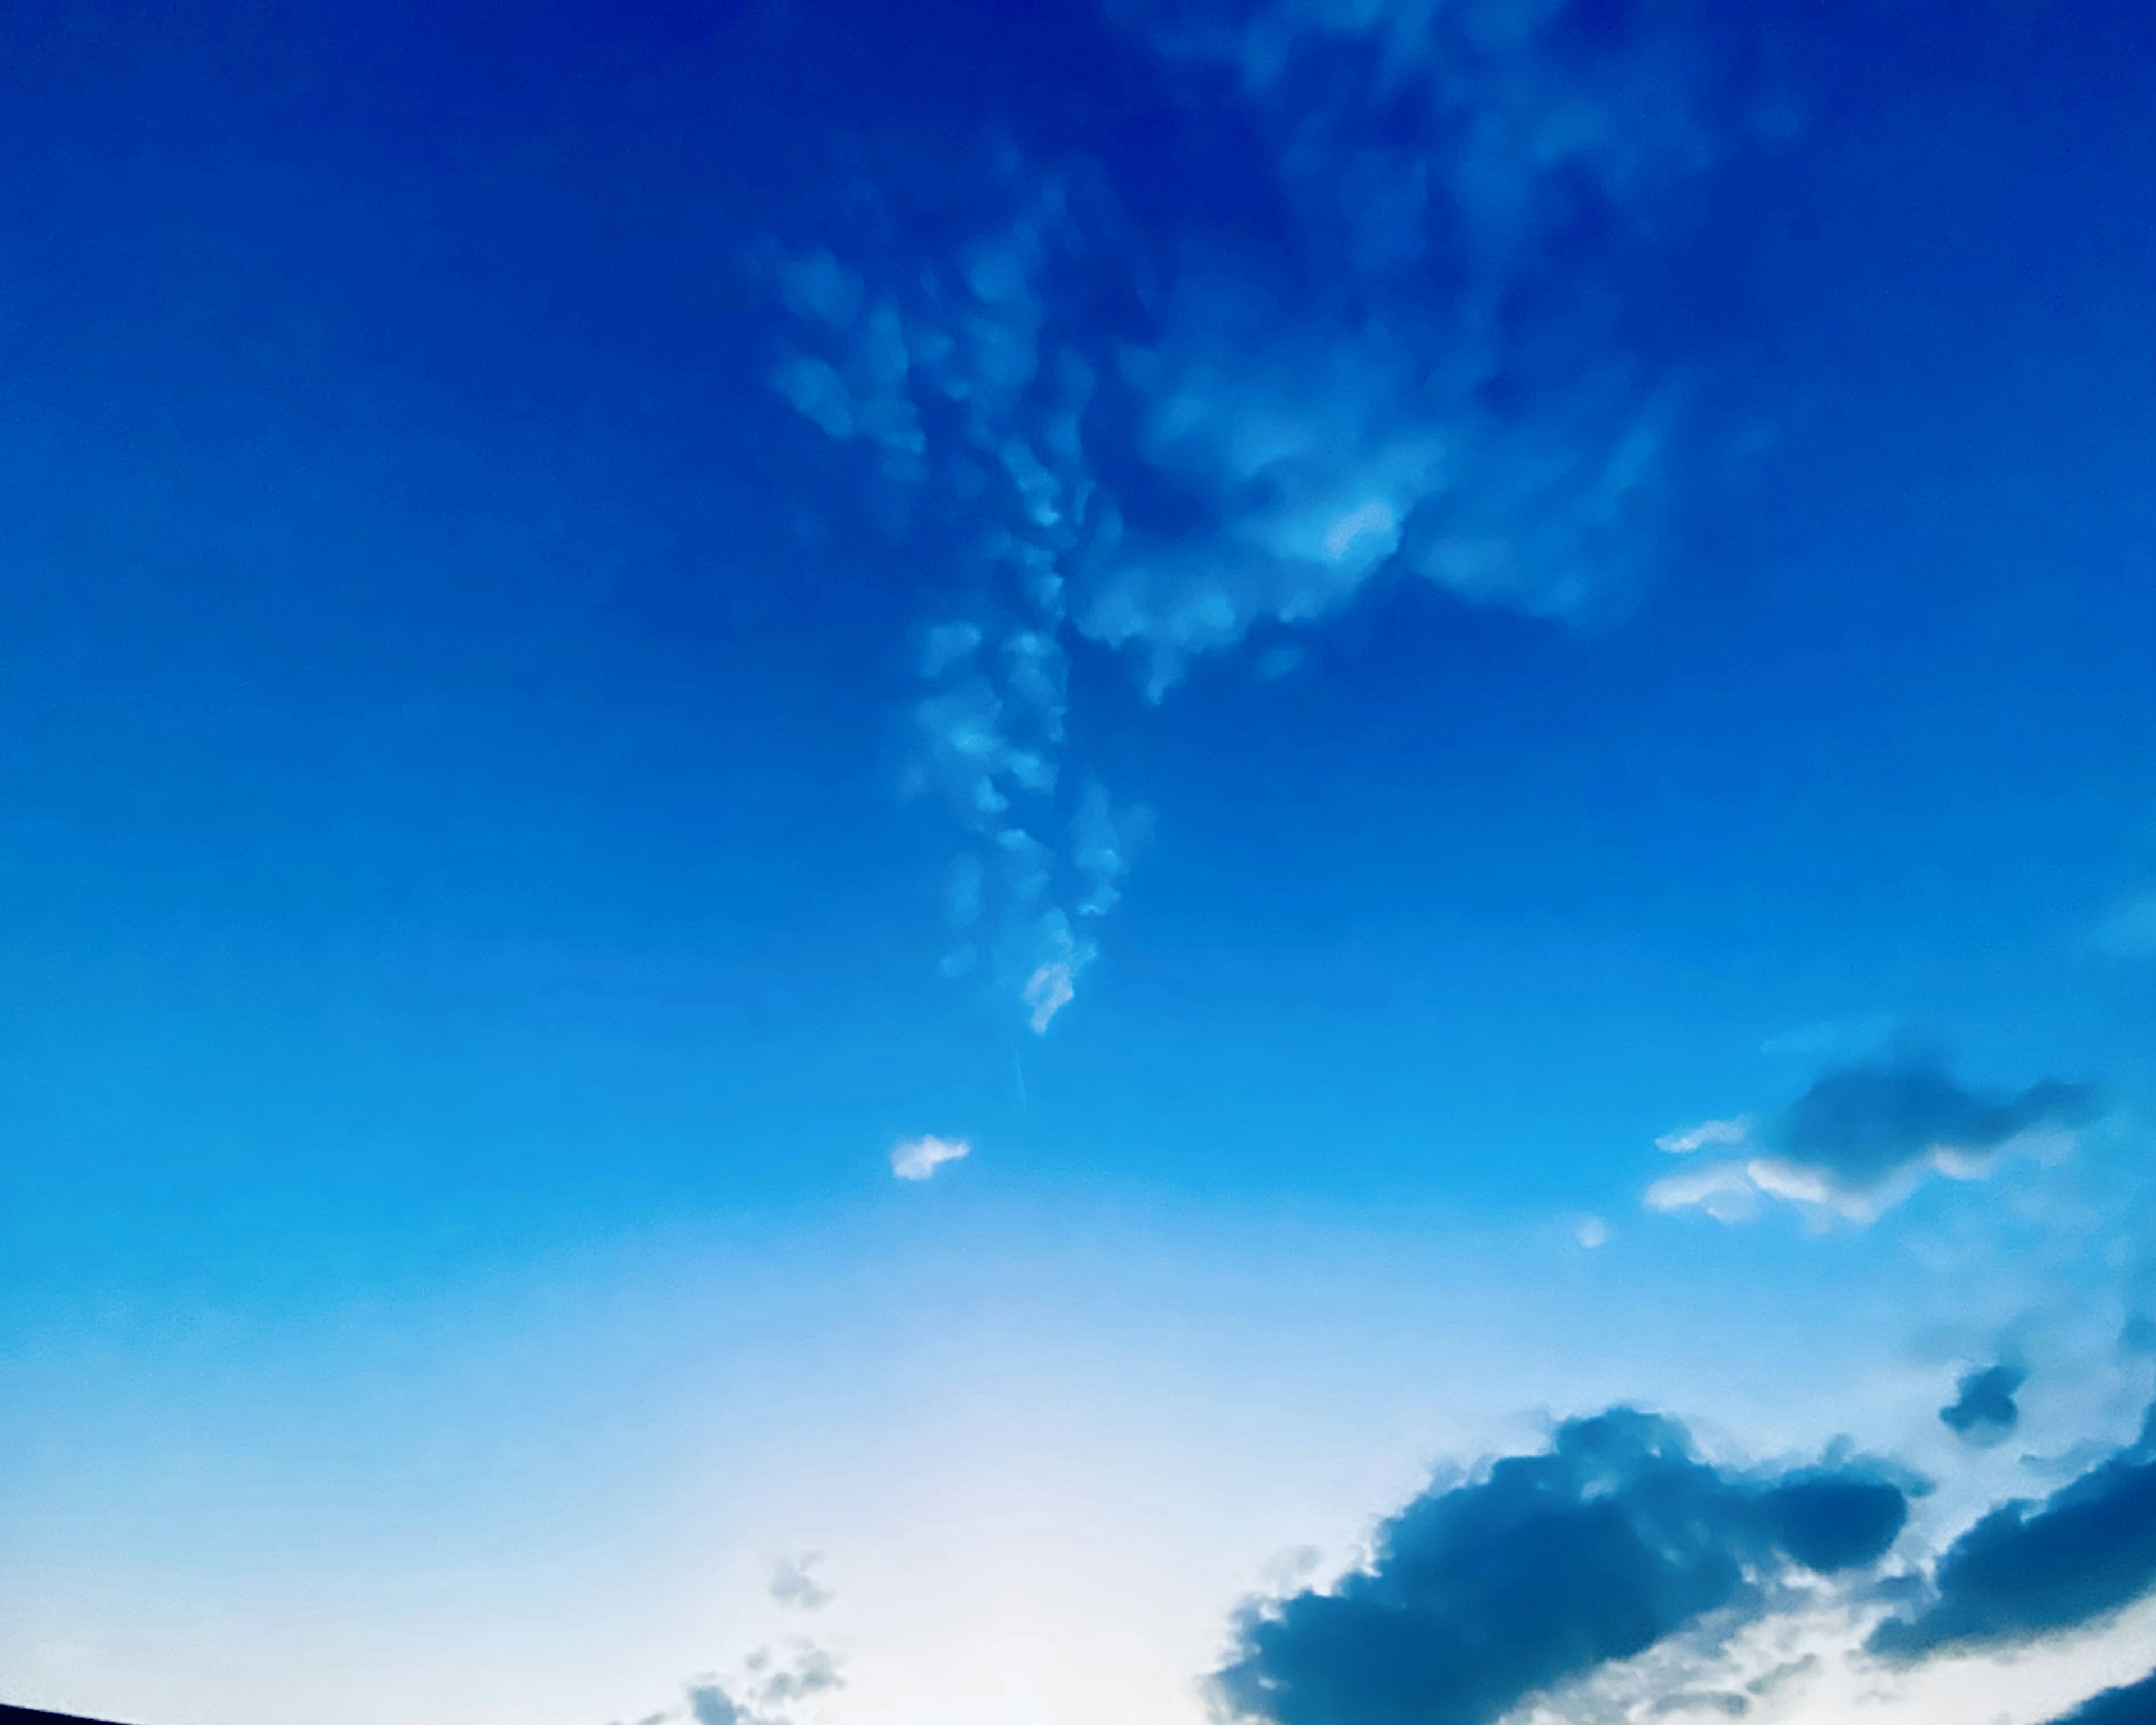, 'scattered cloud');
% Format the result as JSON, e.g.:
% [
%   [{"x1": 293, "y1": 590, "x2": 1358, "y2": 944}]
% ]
[
  {"x1": 889, "y1": 1133, "x2": 971, "y2": 1181},
  {"x1": 764, "y1": 0, "x2": 1746, "y2": 1029},
  {"x1": 1647, "y1": 1051, "x2": 2103, "y2": 1227},
  {"x1": 1871, "y1": 1402, "x2": 2156, "y2": 1660},
  {"x1": 1212, "y1": 1407, "x2": 1907, "y2": 1725},
  {"x1": 744, "y1": 1645, "x2": 842, "y2": 1708},
  {"x1": 664, "y1": 1642, "x2": 844, "y2": 1725},
  {"x1": 1084, "y1": 0, "x2": 1720, "y2": 692},
  {"x1": 769, "y1": 1553, "x2": 831, "y2": 1611},
  {"x1": 683, "y1": 1647, "x2": 842, "y2": 1725},
  {"x1": 758, "y1": 179, "x2": 1123, "y2": 1034},
  {"x1": 611, "y1": 1556, "x2": 846, "y2": 1725},
  {"x1": 1940, "y1": 1363, "x2": 2026, "y2": 1449},
  {"x1": 1576, "y1": 1216, "x2": 1613, "y2": 1249}
]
